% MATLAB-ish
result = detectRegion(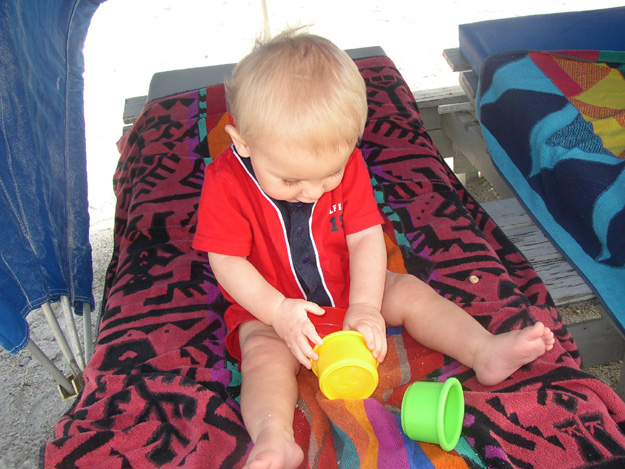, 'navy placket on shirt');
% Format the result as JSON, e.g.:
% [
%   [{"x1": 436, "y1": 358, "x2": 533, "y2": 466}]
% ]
[{"x1": 239, "y1": 155, "x2": 333, "y2": 306}]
